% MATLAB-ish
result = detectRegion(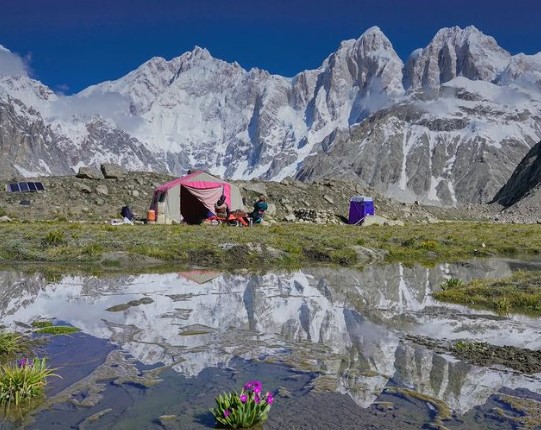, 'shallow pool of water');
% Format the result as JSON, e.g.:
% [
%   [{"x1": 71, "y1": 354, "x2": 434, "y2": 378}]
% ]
[{"x1": 1, "y1": 258, "x2": 540, "y2": 429}]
